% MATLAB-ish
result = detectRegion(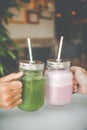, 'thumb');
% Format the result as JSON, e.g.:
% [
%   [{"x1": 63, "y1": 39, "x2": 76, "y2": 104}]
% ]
[
  {"x1": 71, "y1": 66, "x2": 87, "y2": 76},
  {"x1": 0, "y1": 72, "x2": 23, "y2": 82},
  {"x1": 70, "y1": 66, "x2": 79, "y2": 74}
]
